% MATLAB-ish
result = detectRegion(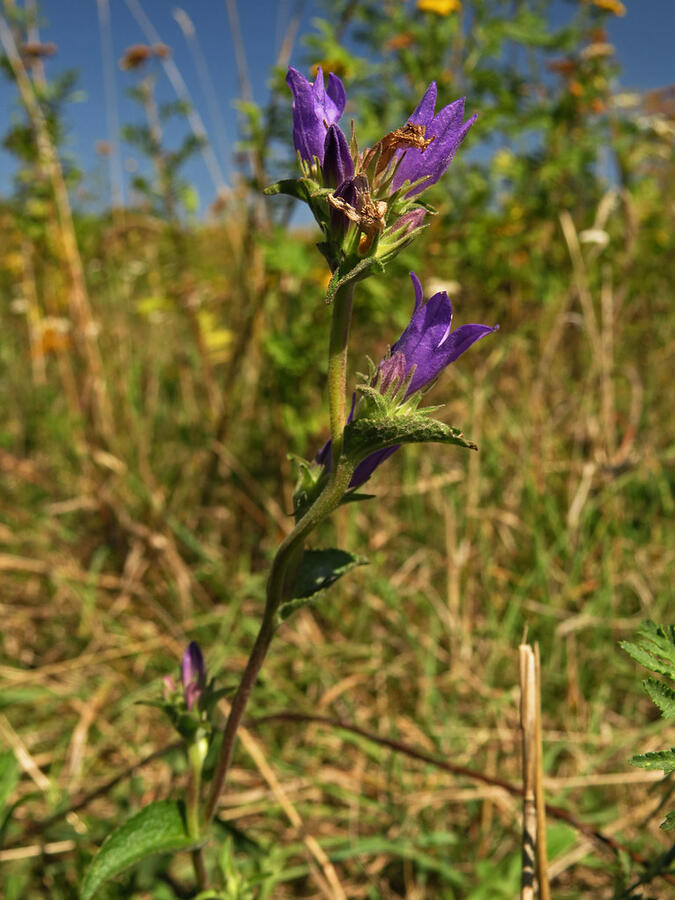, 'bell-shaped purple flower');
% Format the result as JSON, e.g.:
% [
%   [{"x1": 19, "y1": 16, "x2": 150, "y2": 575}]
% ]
[
  {"x1": 392, "y1": 83, "x2": 477, "y2": 197},
  {"x1": 286, "y1": 66, "x2": 346, "y2": 165},
  {"x1": 181, "y1": 641, "x2": 206, "y2": 712},
  {"x1": 392, "y1": 272, "x2": 496, "y2": 395},
  {"x1": 346, "y1": 273, "x2": 496, "y2": 488},
  {"x1": 322, "y1": 124, "x2": 354, "y2": 188}
]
